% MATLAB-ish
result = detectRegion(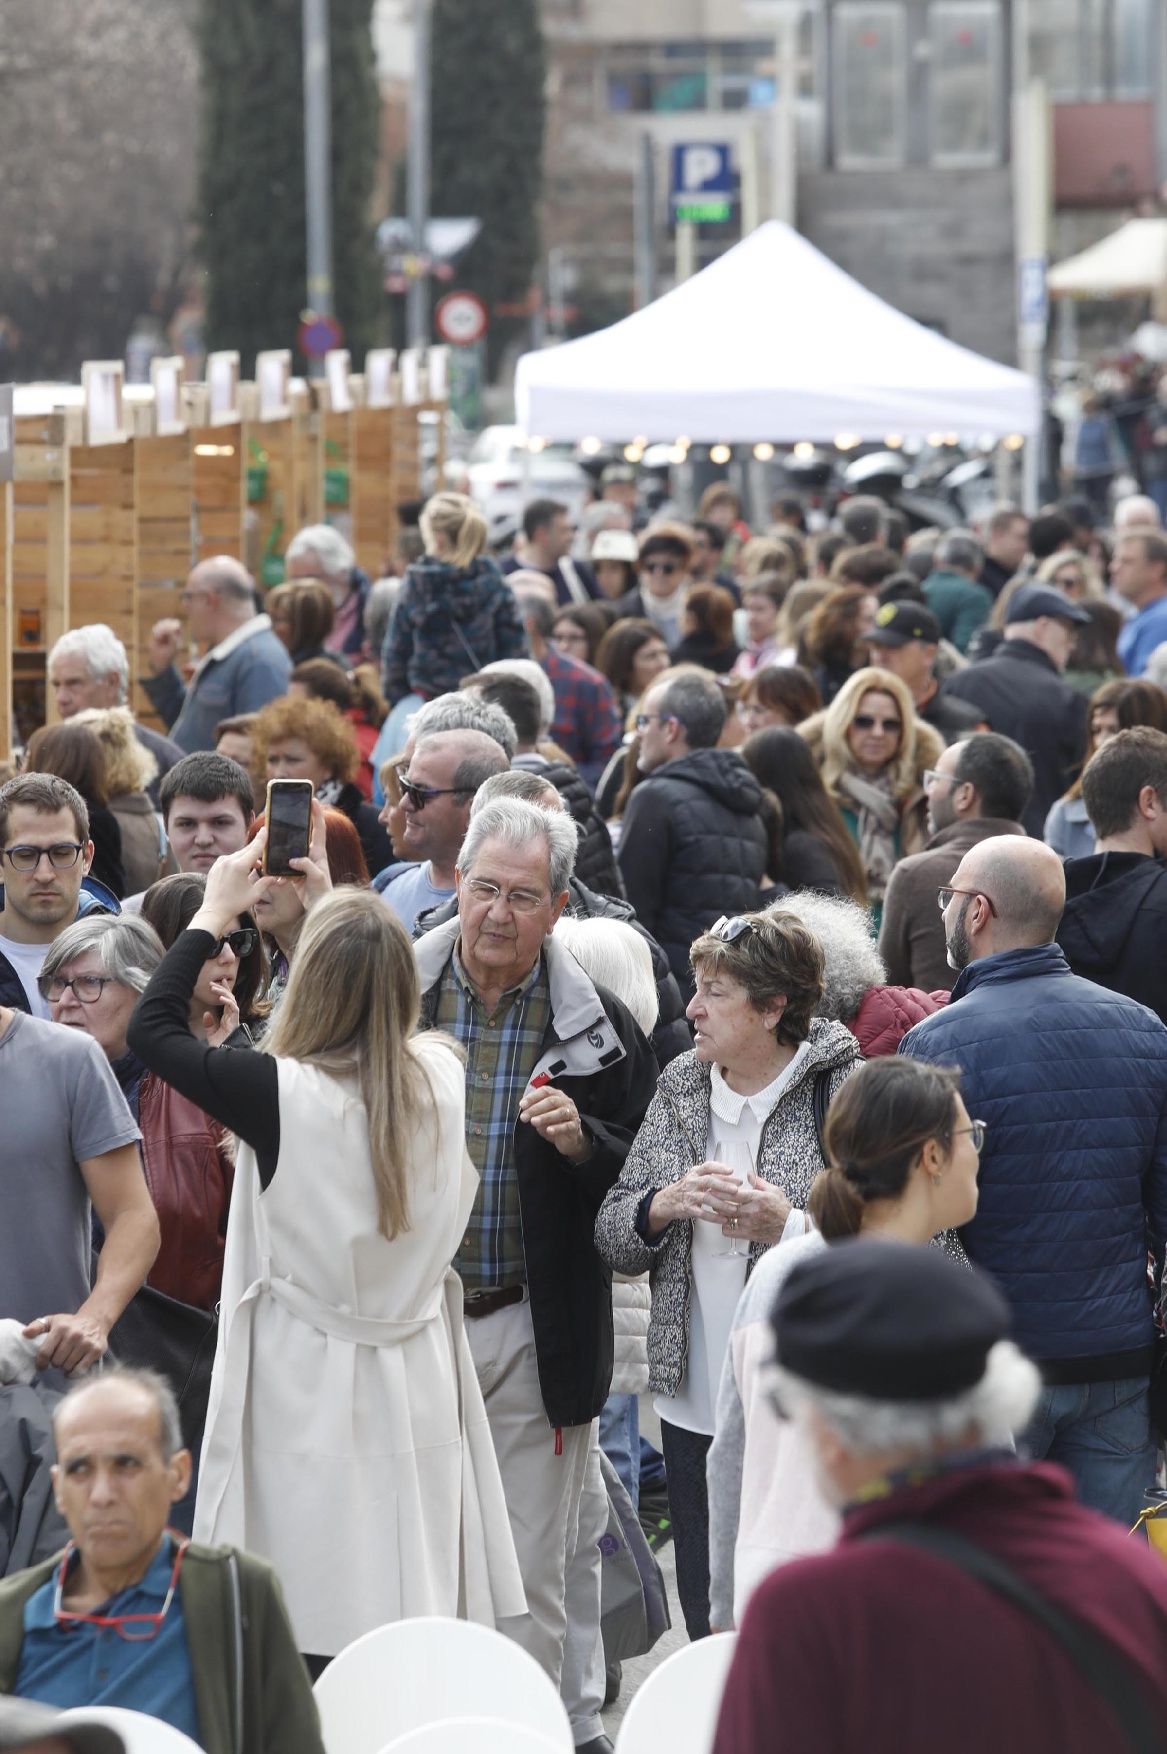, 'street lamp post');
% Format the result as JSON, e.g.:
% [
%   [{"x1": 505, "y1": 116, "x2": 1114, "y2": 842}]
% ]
[
  {"x1": 407, "y1": 0, "x2": 432, "y2": 349},
  {"x1": 303, "y1": 0, "x2": 334, "y2": 318}
]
